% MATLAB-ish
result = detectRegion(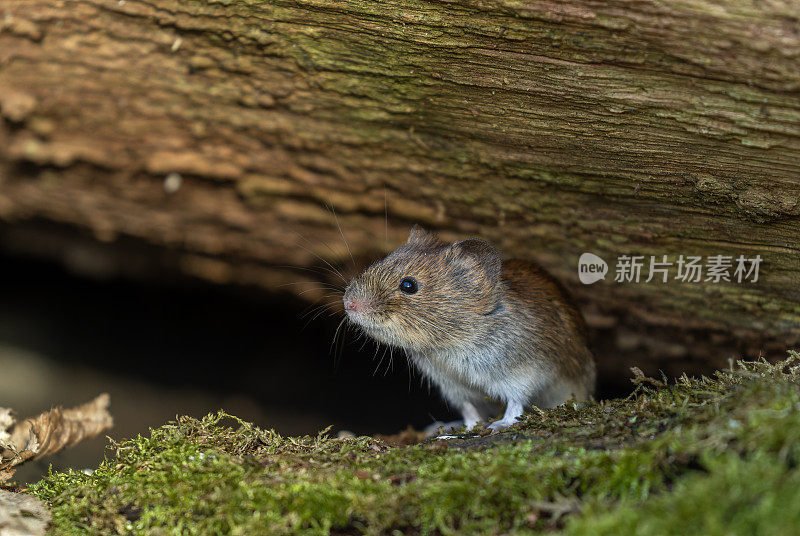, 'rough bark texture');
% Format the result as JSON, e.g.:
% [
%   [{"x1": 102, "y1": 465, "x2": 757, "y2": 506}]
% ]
[{"x1": 1, "y1": 0, "x2": 798, "y2": 375}]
